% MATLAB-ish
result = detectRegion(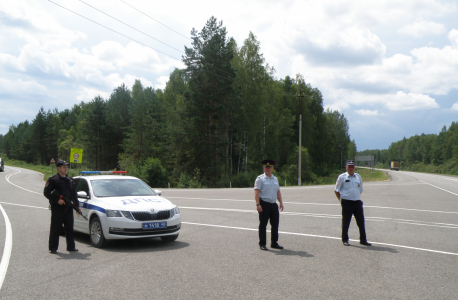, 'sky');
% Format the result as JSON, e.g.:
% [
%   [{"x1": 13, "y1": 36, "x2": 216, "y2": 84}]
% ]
[{"x1": 1, "y1": 0, "x2": 458, "y2": 151}]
